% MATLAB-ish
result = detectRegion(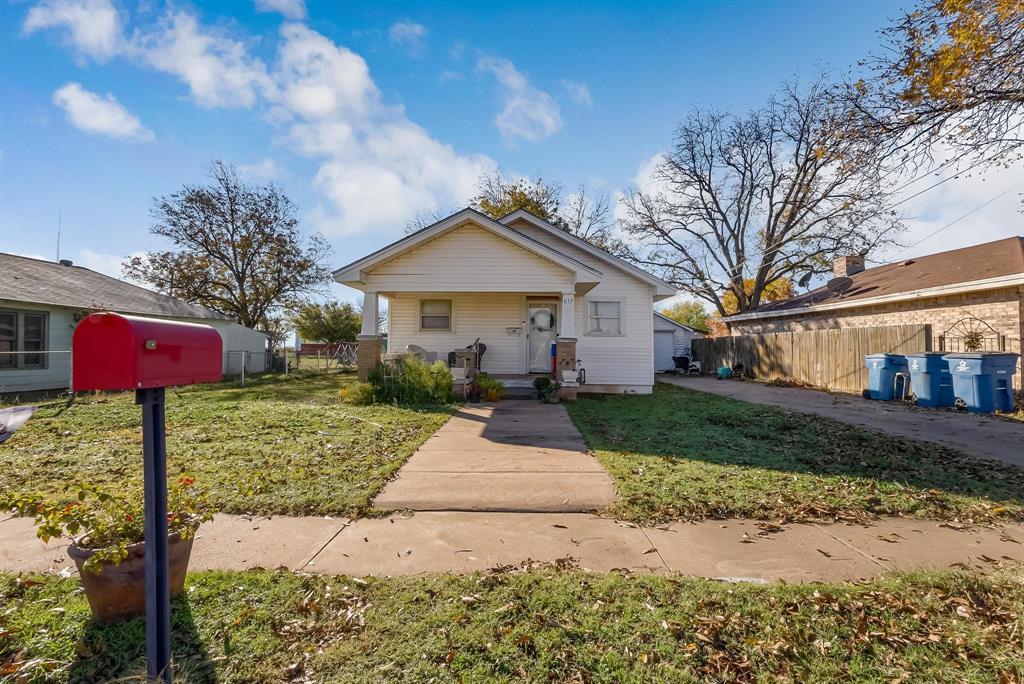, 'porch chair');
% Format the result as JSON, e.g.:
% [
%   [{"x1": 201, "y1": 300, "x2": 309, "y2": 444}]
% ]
[{"x1": 404, "y1": 344, "x2": 438, "y2": 363}]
